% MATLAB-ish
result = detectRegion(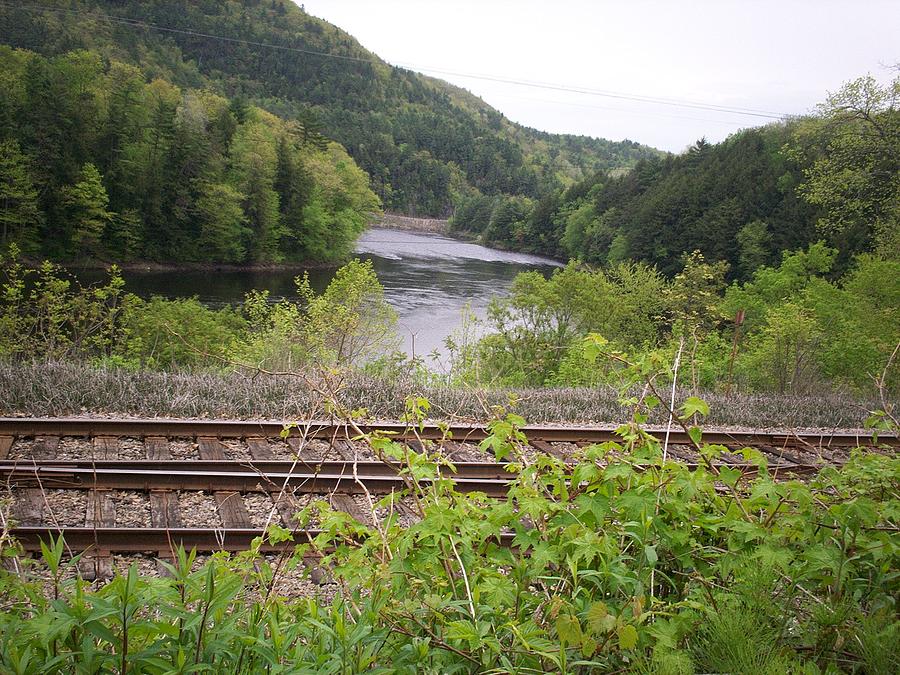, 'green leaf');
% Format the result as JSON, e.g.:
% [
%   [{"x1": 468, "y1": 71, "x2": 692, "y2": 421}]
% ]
[
  {"x1": 580, "y1": 636, "x2": 598, "y2": 657},
  {"x1": 718, "y1": 466, "x2": 742, "y2": 487},
  {"x1": 644, "y1": 545, "x2": 658, "y2": 566},
  {"x1": 617, "y1": 624, "x2": 638, "y2": 650},
  {"x1": 688, "y1": 426, "x2": 703, "y2": 446},
  {"x1": 586, "y1": 602, "x2": 610, "y2": 635},
  {"x1": 681, "y1": 396, "x2": 709, "y2": 418},
  {"x1": 445, "y1": 619, "x2": 479, "y2": 643},
  {"x1": 556, "y1": 614, "x2": 583, "y2": 644},
  {"x1": 604, "y1": 462, "x2": 633, "y2": 480}
]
